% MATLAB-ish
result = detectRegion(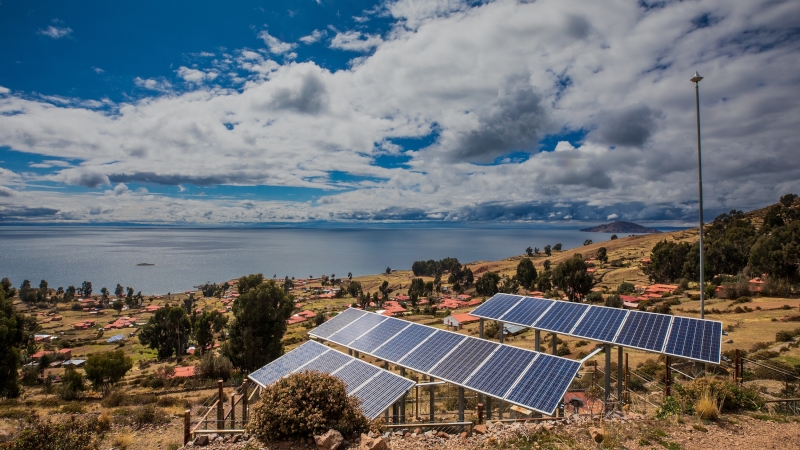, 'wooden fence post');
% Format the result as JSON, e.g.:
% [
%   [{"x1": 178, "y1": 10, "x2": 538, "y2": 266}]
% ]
[
  {"x1": 217, "y1": 380, "x2": 224, "y2": 430},
  {"x1": 184, "y1": 409, "x2": 191, "y2": 445},
  {"x1": 242, "y1": 379, "x2": 249, "y2": 424},
  {"x1": 477, "y1": 403, "x2": 484, "y2": 424},
  {"x1": 230, "y1": 393, "x2": 236, "y2": 429}
]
